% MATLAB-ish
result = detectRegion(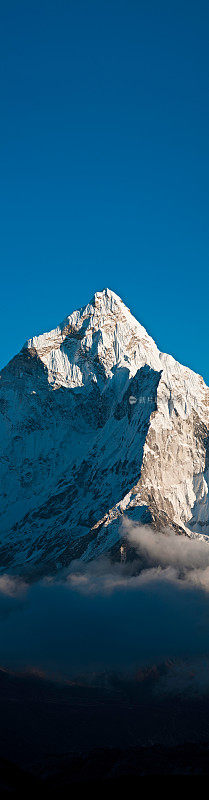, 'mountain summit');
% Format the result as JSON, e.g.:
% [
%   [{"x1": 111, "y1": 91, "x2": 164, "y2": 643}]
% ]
[{"x1": 0, "y1": 288, "x2": 209, "y2": 575}]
